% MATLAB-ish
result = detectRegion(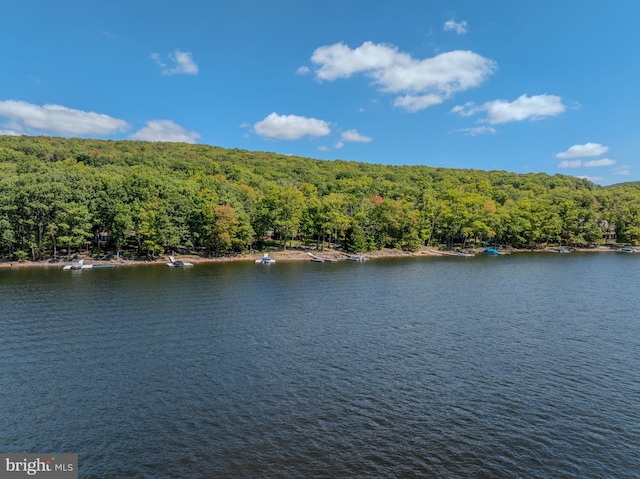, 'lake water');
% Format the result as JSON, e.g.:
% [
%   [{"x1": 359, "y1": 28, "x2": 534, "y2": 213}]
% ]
[{"x1": 1, "y1": 253, "x2": 639, "y2": 478}]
